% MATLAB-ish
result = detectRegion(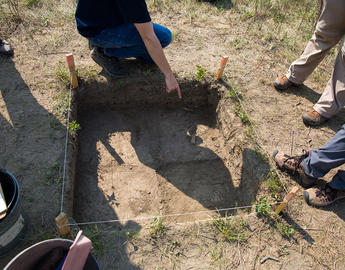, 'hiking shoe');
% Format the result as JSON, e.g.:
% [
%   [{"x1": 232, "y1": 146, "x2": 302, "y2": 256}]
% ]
[
  {"x1": 302, "y1": 109, "x2": 328, "y2": 126},
  {"x1": 304, "y1": 185, "x2": 345, "y2": 207},
  {"x1": 273, "y1": 75, "x2": 301, "y2": 90},
  {"x1": 0, "y1": 38, "x2": 14, "y2": 57},
  {"x1": 90, "y1": 47, "x2": 128, "y2": 78},
  {"x1": 273, "y1": 150, "x2": 317, "y2": 188}
]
